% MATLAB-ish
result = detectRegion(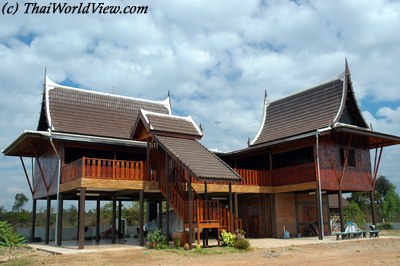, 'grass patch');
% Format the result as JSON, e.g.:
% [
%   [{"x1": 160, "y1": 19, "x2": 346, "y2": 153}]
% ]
[
  {"x1": 162, "y1": 246, "x2": 254, "y2": 256},
  {"x1": 0, "y1": 247, "x2": 7, "y2": 256},
  {"x1": 381, "y1": 230, "x2": 400, "y2": 237},
  {"x1": 1, "y1": 257, "x2": 32, "y2": 266},
  {"x1": 0, "y1": 247, "x2": 34, "y2": 266}
]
